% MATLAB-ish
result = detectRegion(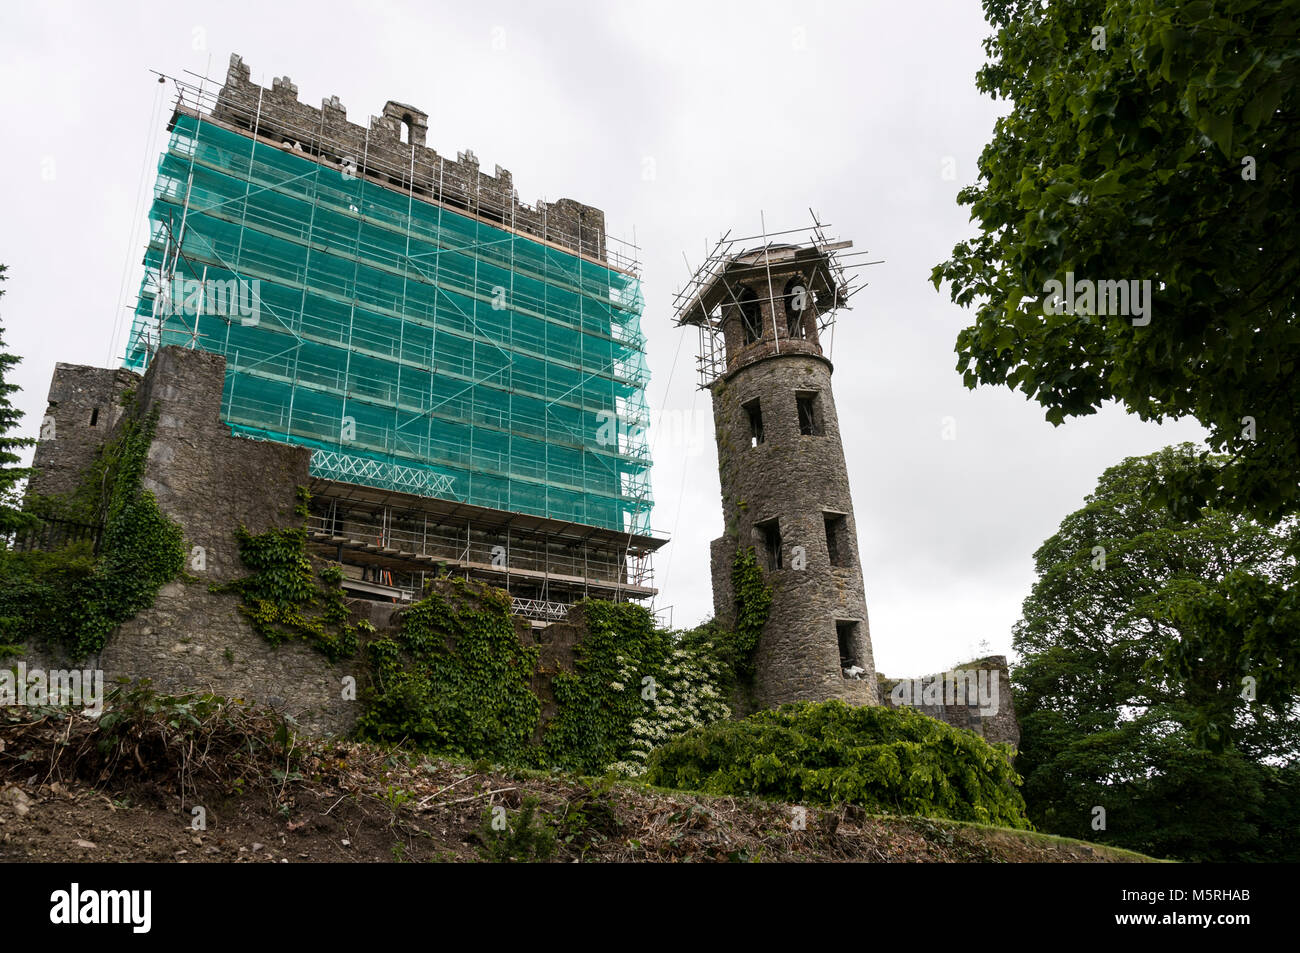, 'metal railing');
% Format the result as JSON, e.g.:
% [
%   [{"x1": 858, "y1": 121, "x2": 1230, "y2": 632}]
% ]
[{"x1": 3, "y1": 517, "x2": 103, "y2": 555}]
